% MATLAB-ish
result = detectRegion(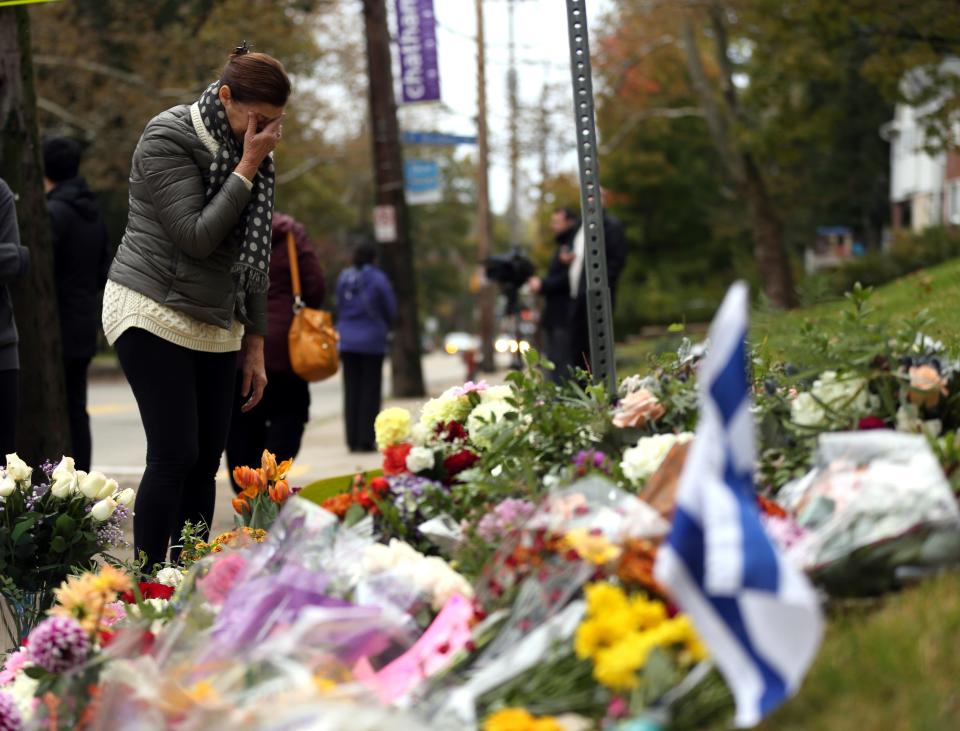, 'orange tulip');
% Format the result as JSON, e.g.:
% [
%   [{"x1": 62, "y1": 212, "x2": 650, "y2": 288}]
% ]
[
  {"x1": 233, "y1": 465, "x2": 263, "y2": 494},
  {"x1": 260, "y1": 450, "x2": 279, "y2": 481},
  {"x1": 232, "y1": 496, "x2": 251, "y2": 515},
  {"x1": 276, "y1": 458, "x2": 294, "y2": 481},
  {"x1": 269, "y1": 479, "x2": 291, "y2": 504}
]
